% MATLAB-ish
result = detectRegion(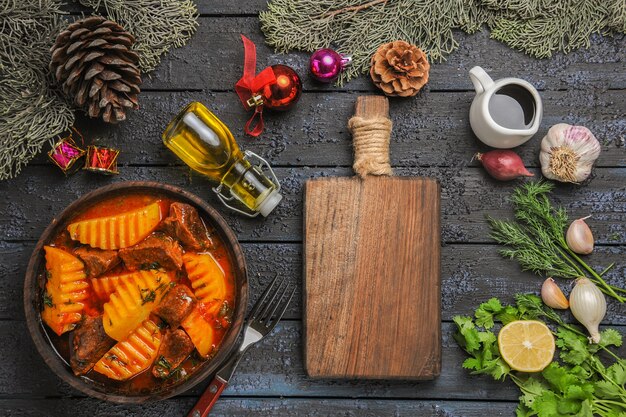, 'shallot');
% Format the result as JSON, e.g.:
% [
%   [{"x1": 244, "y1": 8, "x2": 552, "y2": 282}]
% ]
[
  {"x1": 569, "y1": 277, "x2": 606, "y2": 344},
  {"x1": 475, "y1": 150, "x2": 533, "y2": 181}
]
